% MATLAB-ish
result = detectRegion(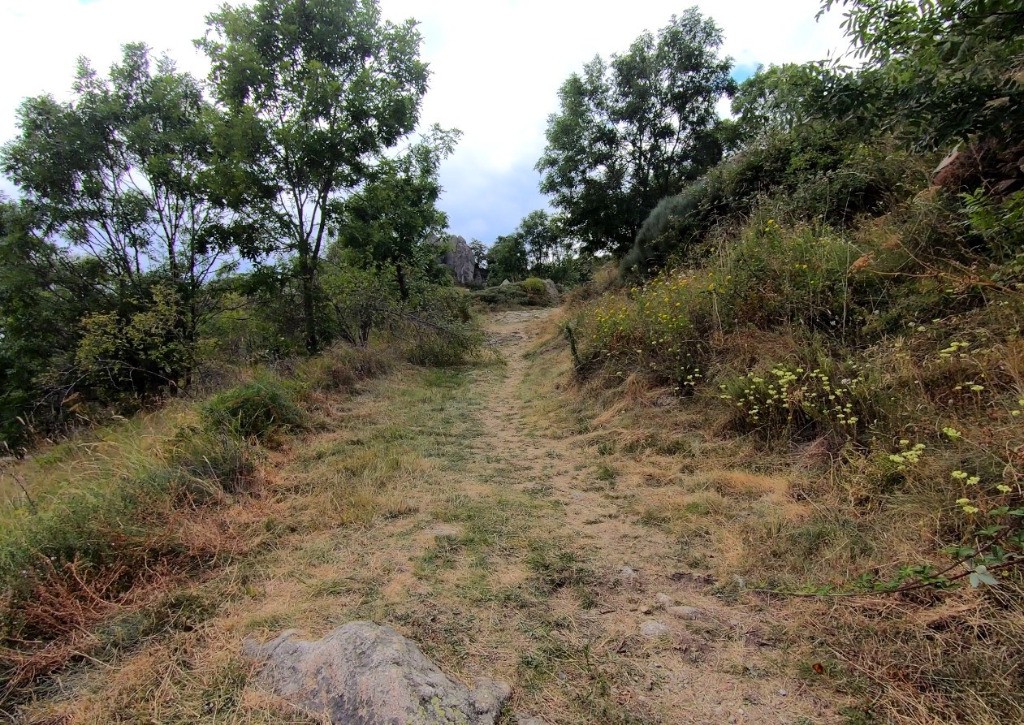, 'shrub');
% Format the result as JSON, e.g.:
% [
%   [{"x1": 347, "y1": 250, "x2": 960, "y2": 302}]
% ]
[
  {"x1": 472, "y1": 284, "x2": 529, "y2": 308},
  {"x1": 716, "y1": 359, "x2": 895, "y2": 443},
  {"x1": 472, "y1": 280, "x2": 557, "y2": 308},
  {"x1": 321, "y1": 263, "x2": 399, "y2": 346},
  {"x1": 521, "y1": 277, "x2": 548, "y2": 304},
  {"x1": 404, "y1": 322, "x2": 484, "y2": 367},
  {"x1": 201, "y1": 377, "x2": 304, "y2": 441},
  {"x1": 297, "y1": 344, "x2": 393, "y2": 393}
]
